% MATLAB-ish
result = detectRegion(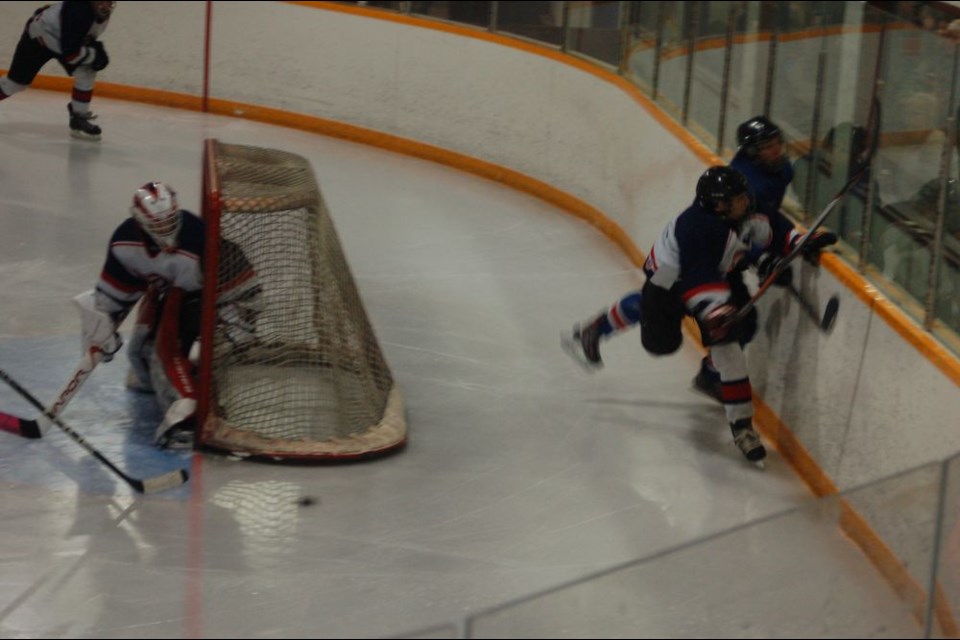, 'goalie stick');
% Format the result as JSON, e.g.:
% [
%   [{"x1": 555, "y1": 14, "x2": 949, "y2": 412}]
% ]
[
  {"x1": 727, "y1": 98, "x2": 881, "y2": 330},
  {"x1": 0, "y1": 367, "x2": 189, "y2": 494},
  {"x1": 786, "y1": 284, "x2": 840, "y2": 333},
  {"x1": 0, "y1": 347, "x2": 103, "y2": 439}
]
